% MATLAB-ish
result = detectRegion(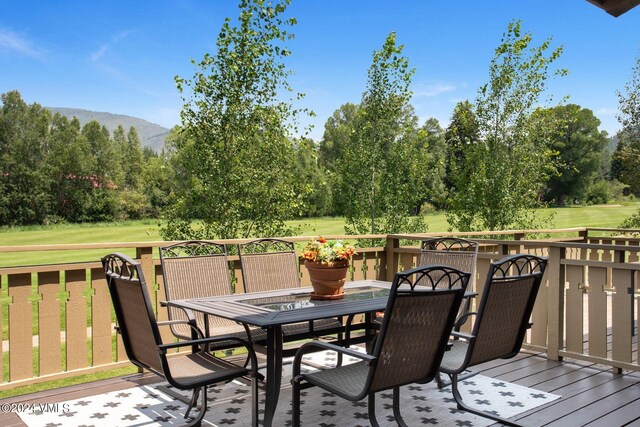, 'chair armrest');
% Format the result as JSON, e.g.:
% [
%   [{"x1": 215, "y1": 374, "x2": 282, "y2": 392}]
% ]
[
  {"x1": 463, "y1": 291, "x2": 478, "y2": 299},
  {"x1": 158, "y1": 335, "x2": 252, "y2": 352},
  {"x1": 298, "y1": 341, "x2": 375, "y2": 362},
  {"x1": 157, "y1": 320, "x2": 204, "y2": 339},
  {"x1": 292, "y1": 341, "x2": 375, "y2": 382},
  {"x1": 454, "y1": 311, "x2": 477, "y2": 330},
  {"x1": 450, "y1": 331, "x2": 475, "y2": 341}
]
